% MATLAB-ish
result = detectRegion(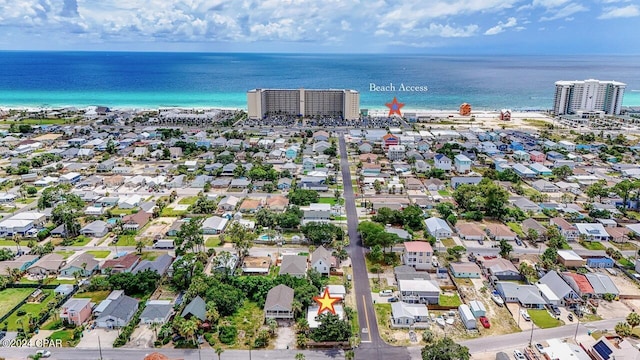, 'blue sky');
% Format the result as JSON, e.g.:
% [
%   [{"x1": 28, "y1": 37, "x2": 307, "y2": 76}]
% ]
[{"x1": 0, "y1": 0, "x2": 638, "y2": 54}]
